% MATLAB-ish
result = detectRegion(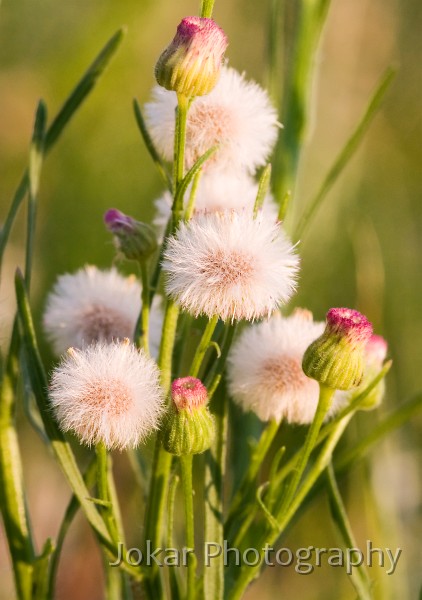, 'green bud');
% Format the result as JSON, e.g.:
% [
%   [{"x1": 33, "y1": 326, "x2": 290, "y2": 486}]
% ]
[
  {"x1": 162, "y1": 377, "x2": 214, "y2": 455},
  {"x1": 104, "y1": 209, "x2": 157, "y2": 262},
  {"x1": 302, "y1": 308, "x2": 373, "y2": 391}
]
